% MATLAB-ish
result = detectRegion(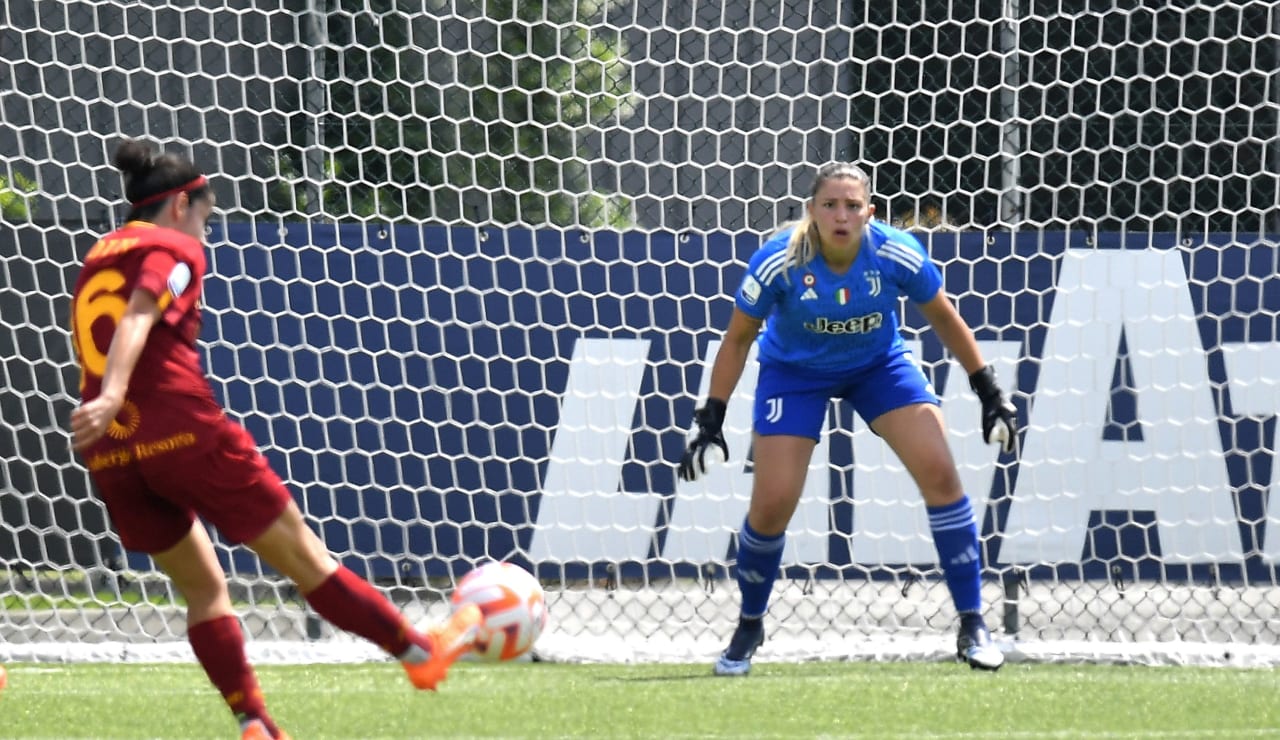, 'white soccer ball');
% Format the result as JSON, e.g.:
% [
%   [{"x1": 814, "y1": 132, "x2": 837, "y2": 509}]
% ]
[{"x1": 450, "y1": 561, "x2": 548, "y2": 661}]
